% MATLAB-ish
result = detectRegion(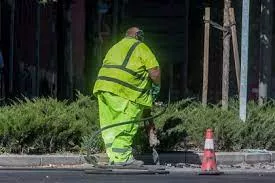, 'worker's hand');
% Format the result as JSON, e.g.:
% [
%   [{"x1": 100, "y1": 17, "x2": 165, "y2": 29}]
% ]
[
  {"x1": 148, "y1": 67, "x2": 161, "y2": 85},
  {"x1": 147, "y1": 122, "x2": 160, "y2": 147},
  {"x1": 143, "y1": 109, "x2": 160, "y2": 147}
]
